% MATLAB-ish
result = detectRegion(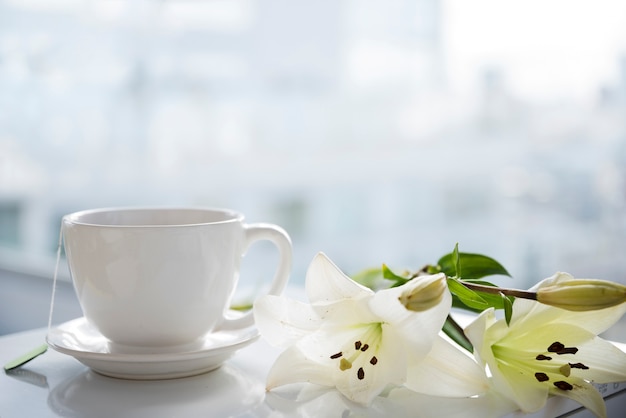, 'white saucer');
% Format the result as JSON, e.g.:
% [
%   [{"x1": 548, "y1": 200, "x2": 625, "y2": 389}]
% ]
[{"x1": 47, "y1": 317, "x2": 259, "y2": 380}]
